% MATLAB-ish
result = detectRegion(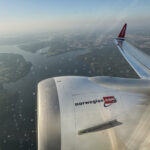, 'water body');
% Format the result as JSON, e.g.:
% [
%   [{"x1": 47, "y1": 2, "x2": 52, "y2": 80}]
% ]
[{"x1": 0, "y1": 45, "x2": 95, "y2": 150}]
